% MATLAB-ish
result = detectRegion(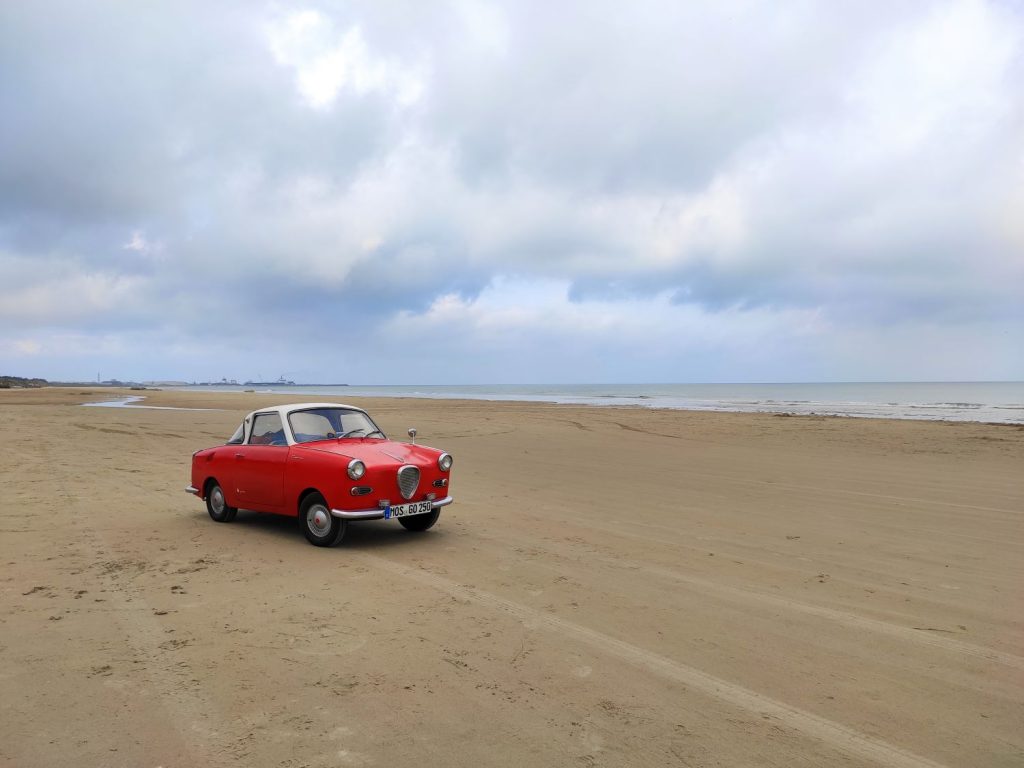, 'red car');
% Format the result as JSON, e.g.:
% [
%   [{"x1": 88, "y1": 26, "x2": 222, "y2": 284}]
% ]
[{"x1": 186, "y1": 403, "x2": 453, "y2": 546}]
